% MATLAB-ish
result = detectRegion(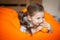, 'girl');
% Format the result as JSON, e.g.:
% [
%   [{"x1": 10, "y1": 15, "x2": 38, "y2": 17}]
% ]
[{"x1": 18, "y1": 4, "x2": 52, "y2": 35}]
